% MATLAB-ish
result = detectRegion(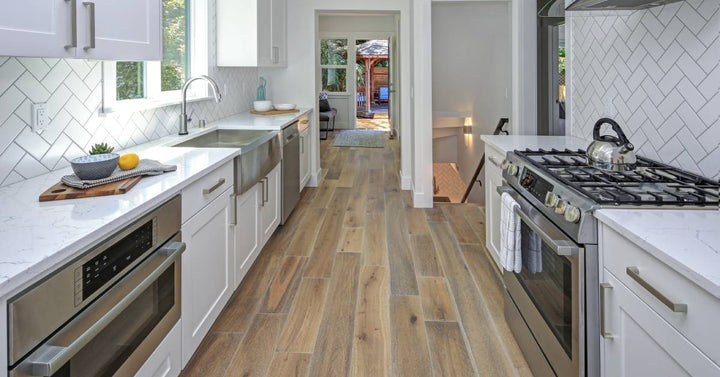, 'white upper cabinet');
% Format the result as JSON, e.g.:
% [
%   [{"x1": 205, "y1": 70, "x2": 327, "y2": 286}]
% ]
[
  {"x1": 0, "y1": 0, "x2": 75, "y2": 58},
  {"x1": 216, "y1": 0, "x2": 287, "y2": 67},
  {"x1": 0, "y1": 0, "x2": 162, "y2": 60},
  {"x1": 76, "y1": 0, "x2": 162, "y2": 60}
]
